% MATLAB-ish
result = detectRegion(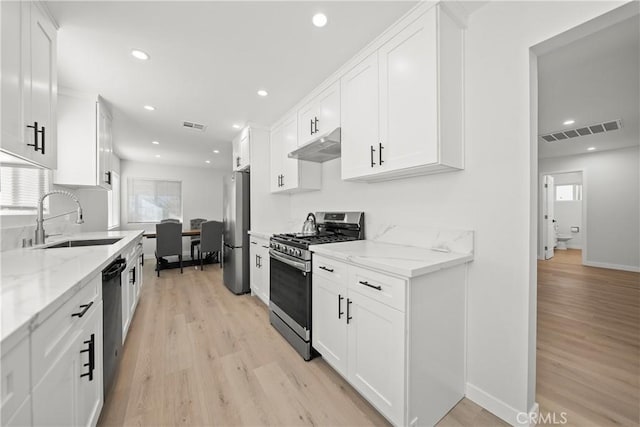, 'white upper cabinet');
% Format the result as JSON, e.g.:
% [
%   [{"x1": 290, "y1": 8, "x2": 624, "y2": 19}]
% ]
[
  {"x1": 340, "y1": 53, "x2": 380, "y2": 180},
  {"x1": 232, "y1": 127, "x2": 250, "y2": 171},
  {"x1": 270, "y1": 114, "x2": 321, "y2": 193},
  {"x1": 341, "y1": 4, "x2": 464, "y2": 182},
  {"x1": 297, "y1": 81, "x2": 340, "y2": 146},
  {"x1": 0, "y1": 1, "x2": 57, "y2": 169},
  {"x1": 54, "y1": 93, "x2": 113, "y2": 189}
]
